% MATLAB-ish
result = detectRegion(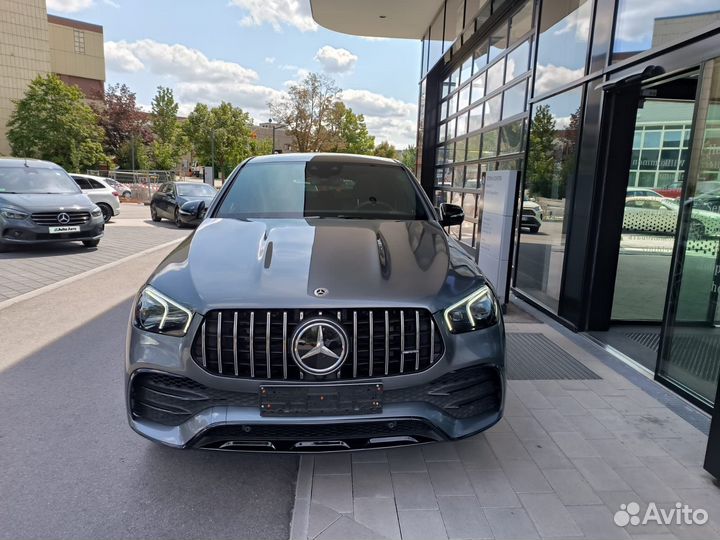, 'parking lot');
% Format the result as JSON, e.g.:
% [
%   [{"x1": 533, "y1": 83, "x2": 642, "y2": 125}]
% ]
[{"x1": 0, "y1": 204, "x2": 190, "y2": 304}]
